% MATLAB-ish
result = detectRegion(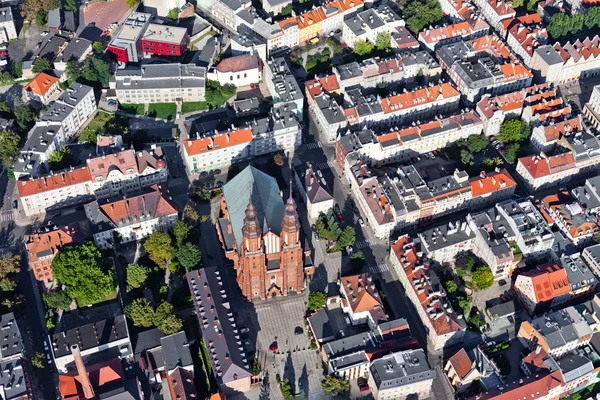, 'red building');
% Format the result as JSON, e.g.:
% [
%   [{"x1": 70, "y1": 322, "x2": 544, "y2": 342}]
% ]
[{"x1": 140, "y1": 24, "x2": 189, "y2": 57}]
